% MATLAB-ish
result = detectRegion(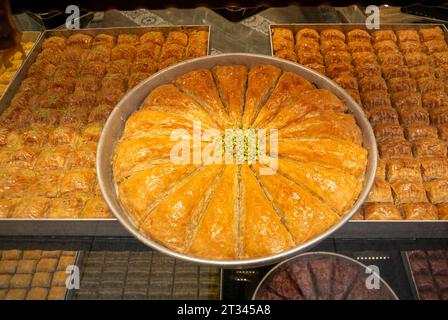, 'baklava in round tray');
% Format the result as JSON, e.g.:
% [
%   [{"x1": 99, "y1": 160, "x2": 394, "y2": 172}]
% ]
[
  {"x1": 98, "y1": 54, "x2": 377, "y2": 267},
  {"x1": 253, "y1": 252, "x2": 398, "y2": 300}
]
